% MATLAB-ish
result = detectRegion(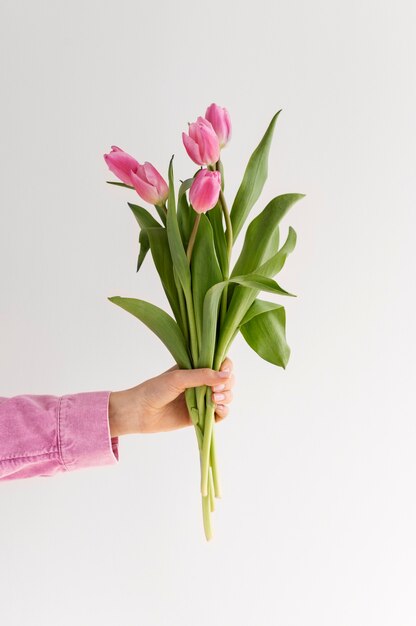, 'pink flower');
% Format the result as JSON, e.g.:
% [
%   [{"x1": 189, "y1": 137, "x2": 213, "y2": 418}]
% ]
[
  {"x1": 189, "y1": 169, "x2": 222, "y2": 214},
  {"x1": 182, "y1": 117, "x2": 220, "y2": 166},
  {"x1": 104, "y1": 146, "x2": 168, "y2": 205},
  {"x1": 205, "y1": 103, "x2": 232, "y2": 148},
  {"x1": 104, "y1": 146, "x2": 139, "y2": 187},
  {"x1": 130, "y1": 163, "x2": 169, "y2": 206}
]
